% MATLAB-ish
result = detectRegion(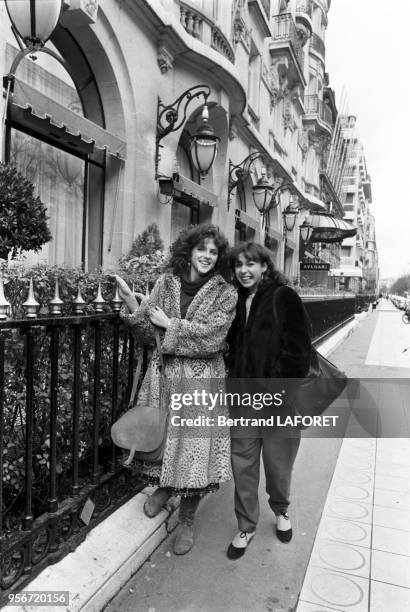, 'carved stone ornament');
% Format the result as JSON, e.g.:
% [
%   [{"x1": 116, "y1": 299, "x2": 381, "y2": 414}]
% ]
[
  {"x1": 270, "y1": 87, "x2": 279, "y2": 111},
  {"x1": 229, "y1": 116, "x2": 238, "y2": 141},
  {"x1": 283, "y1": 100, "x2": 293, "y2": 130},
  {"x1": 295, "y1": 23, "x2": 310, "y2": 47},
  {"x1": 64, "y1": 0, "x2": 98, "y2": 23},
  {"x1": 271, "y1": 56, "x2": 289, "y2": 90},
  {"x1": 157, "y1": 45, "x2": 174, "y2": 74}
]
